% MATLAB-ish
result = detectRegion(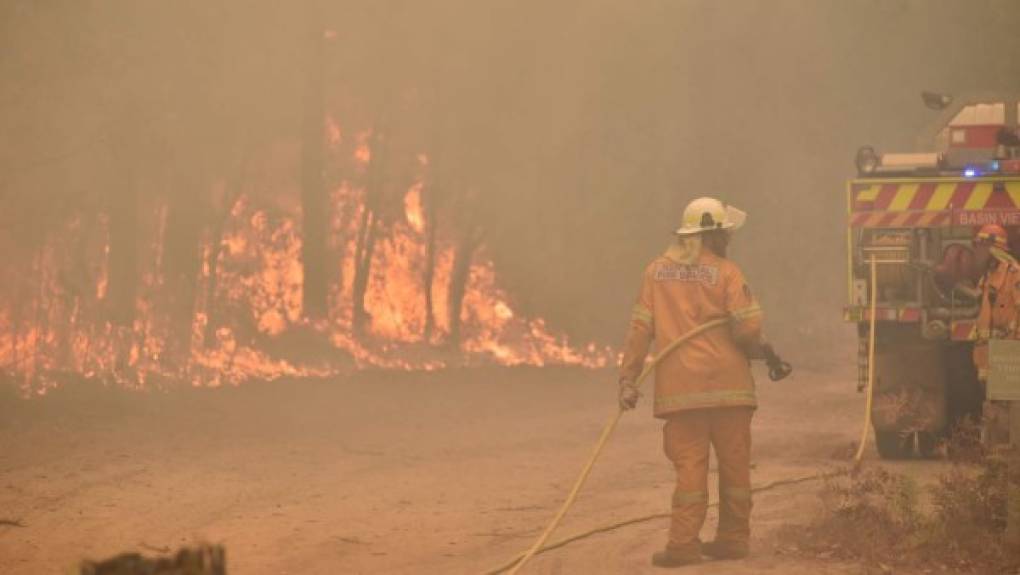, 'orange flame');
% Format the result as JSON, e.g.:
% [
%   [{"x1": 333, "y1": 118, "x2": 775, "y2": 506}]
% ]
[
  {"x1": 404, "y1": 182, "x2": 426, "y2": 233},
  {"x1": 353, "y1": 130, "x2": 372, "y2": 166},
  {"x1": 0, "y1": 122, "x2": 613, "y2": 394}
]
